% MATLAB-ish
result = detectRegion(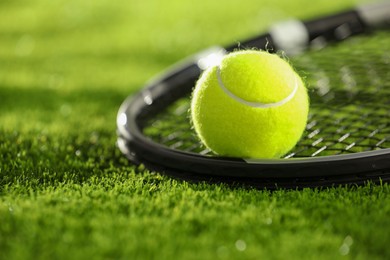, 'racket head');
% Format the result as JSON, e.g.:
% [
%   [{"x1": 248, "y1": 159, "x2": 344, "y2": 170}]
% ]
[{"x1": 117, "y1": 9, "x2": 390, "y2": 188}]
